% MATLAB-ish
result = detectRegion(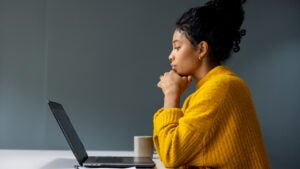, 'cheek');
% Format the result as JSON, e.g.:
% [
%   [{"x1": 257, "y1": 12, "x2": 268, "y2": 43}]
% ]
[
  {"x1": 183, "y1": 52, "x2": 199, "y2": 70},
  {"x1": 180, "y1": 49, "x2": 198, "y2": 63},
  {"x1": 178, "y1": 48, "x2": 193, "y2": 58}
]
